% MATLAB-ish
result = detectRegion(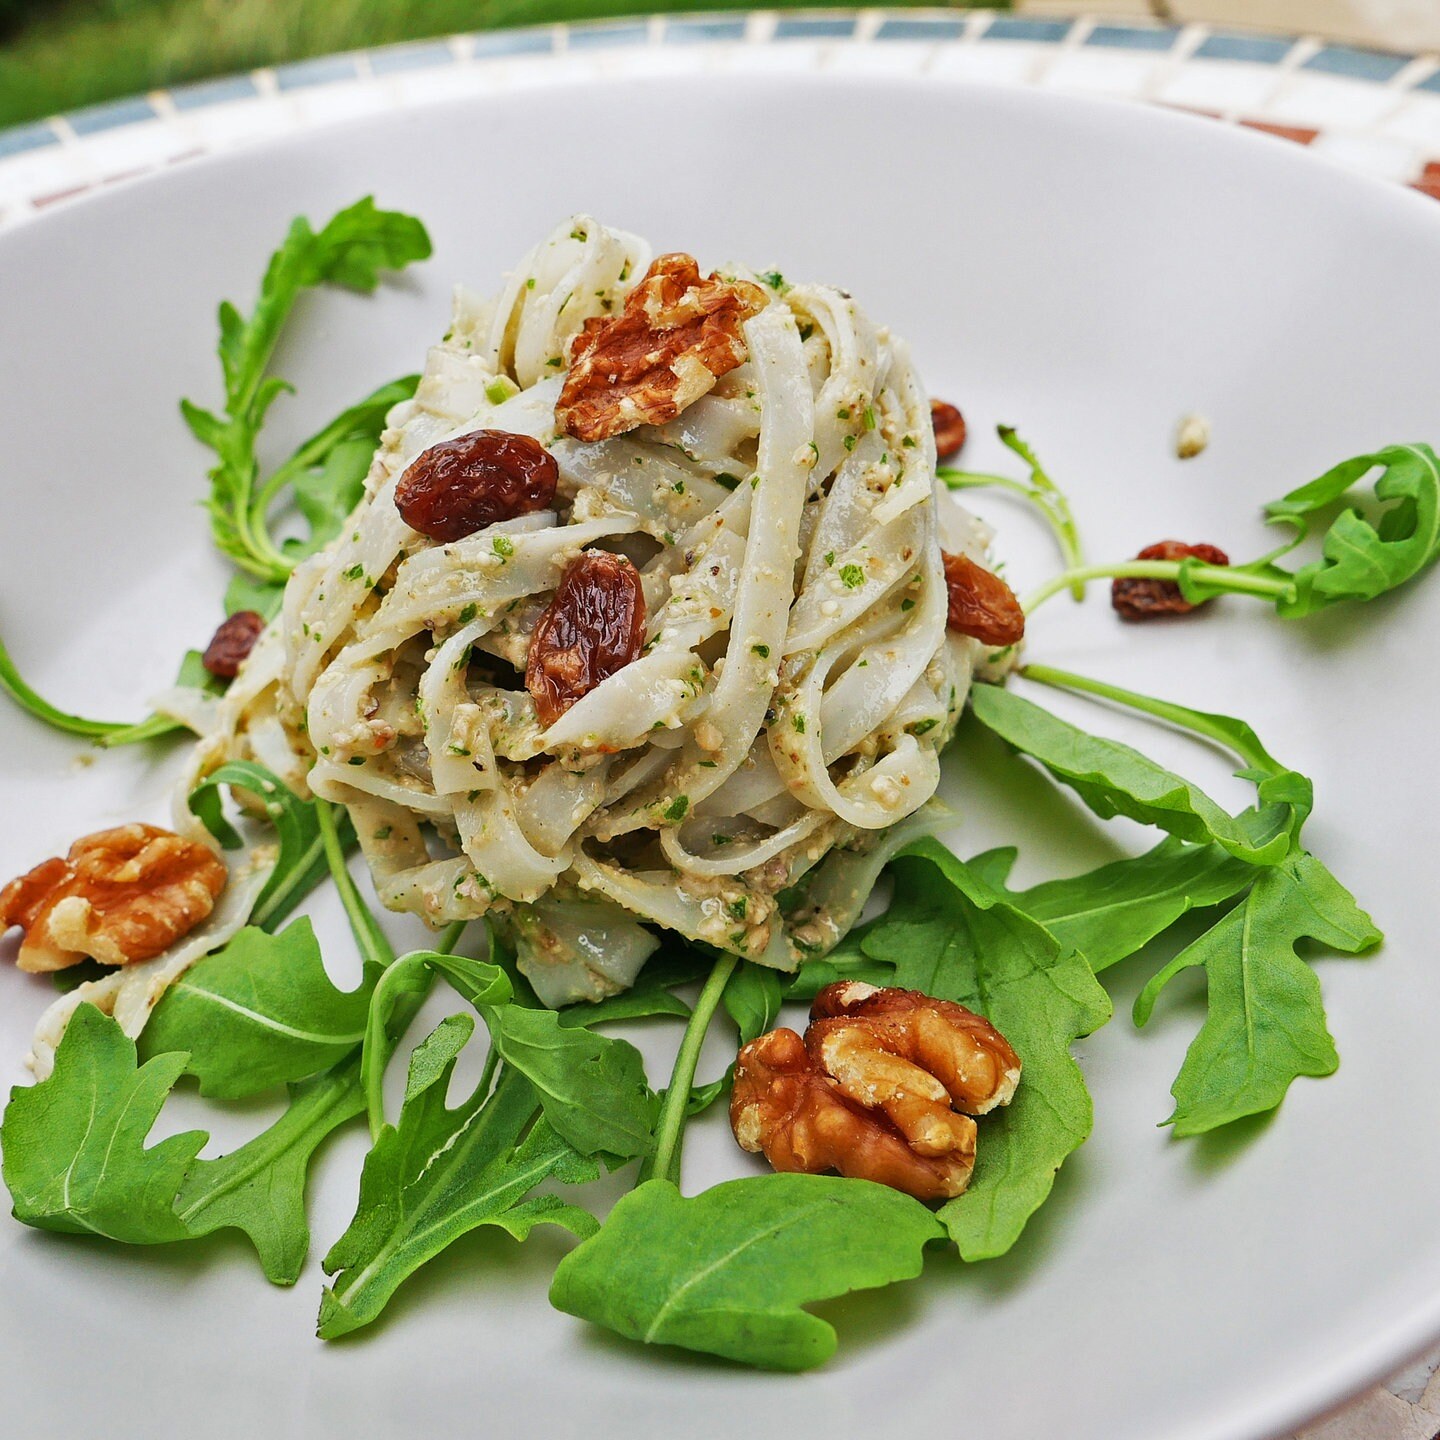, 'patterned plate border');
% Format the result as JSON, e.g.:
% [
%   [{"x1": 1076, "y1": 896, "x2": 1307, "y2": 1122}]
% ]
[
  {"x1": 2, "y1": 10, "x2": 1439, "y2": 1438},
  {"x1": 7, "y1": 8, "x2": 1440, "y2": 230}
]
